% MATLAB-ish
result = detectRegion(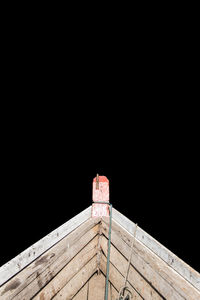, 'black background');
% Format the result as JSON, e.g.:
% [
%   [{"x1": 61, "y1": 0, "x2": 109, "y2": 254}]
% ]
[
  {"x1": 0, "y1": 10, "x2": 199, "y2": 273},
  {"x1": 1, "y1": 106, "x2": 199, "y2": 272}
]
